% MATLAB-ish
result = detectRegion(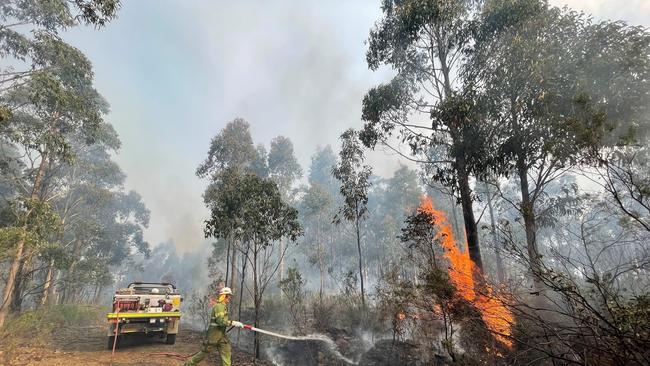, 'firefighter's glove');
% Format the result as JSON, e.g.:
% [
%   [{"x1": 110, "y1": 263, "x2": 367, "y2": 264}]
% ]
[{"x1": 231, "y1": 321, "x2": 244, "y2": 328}]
